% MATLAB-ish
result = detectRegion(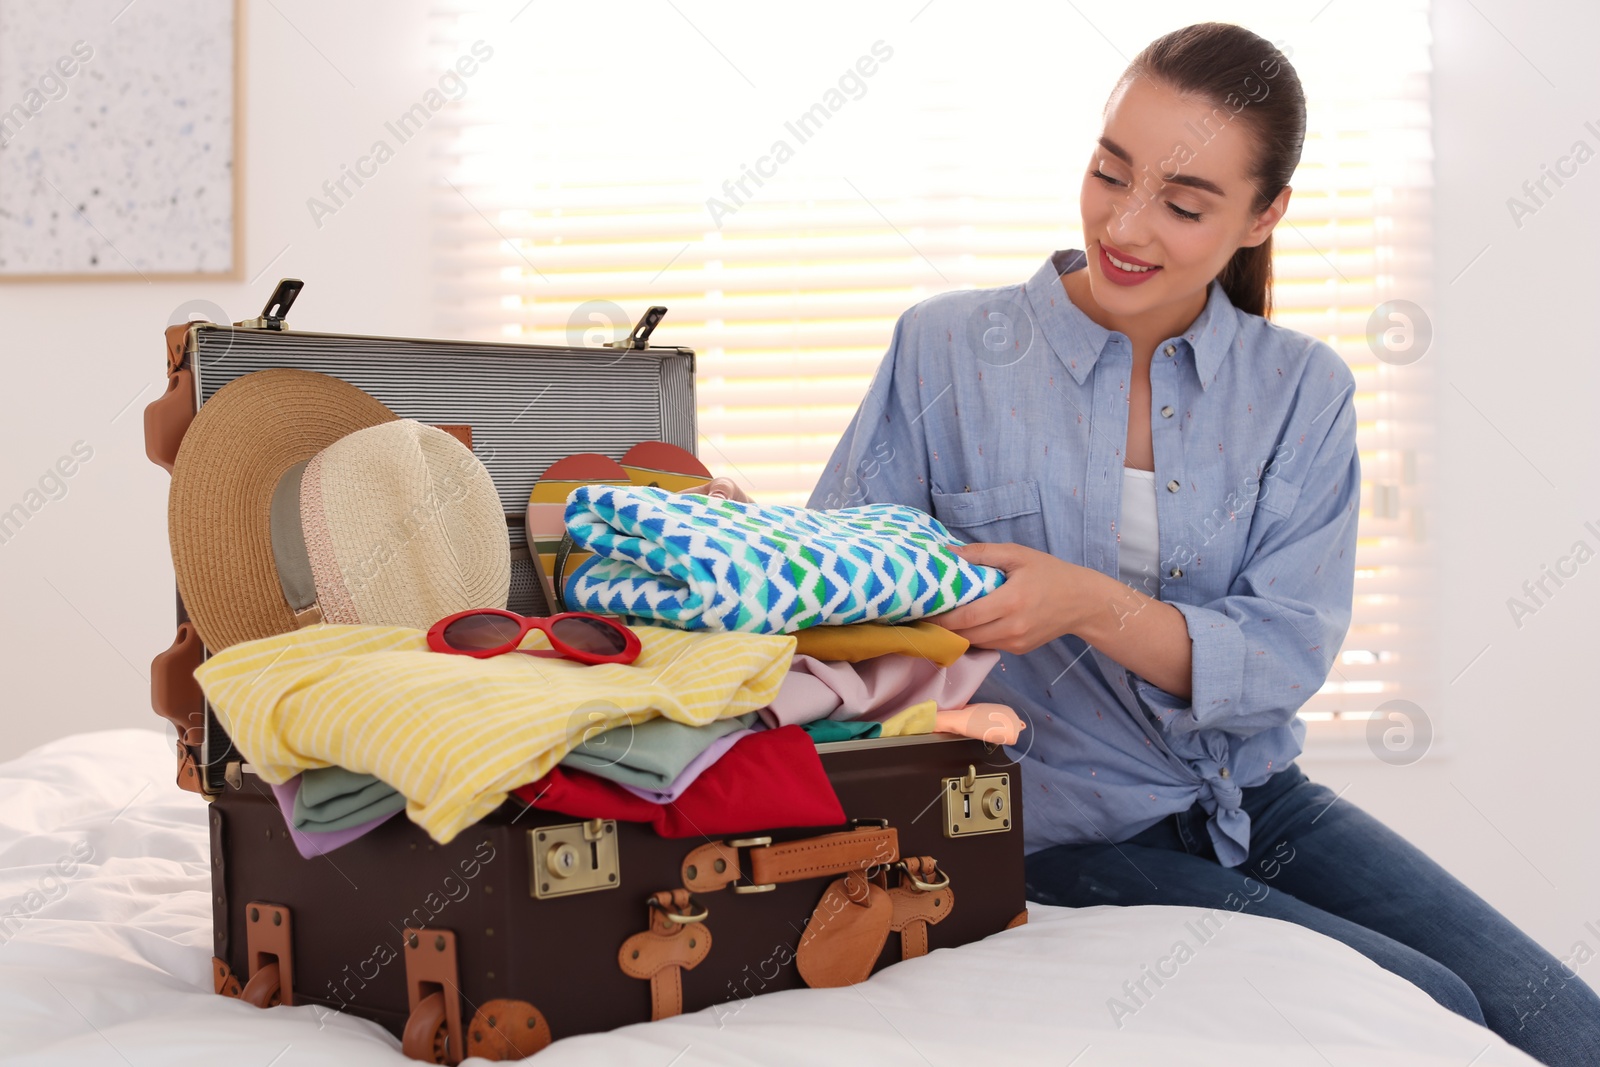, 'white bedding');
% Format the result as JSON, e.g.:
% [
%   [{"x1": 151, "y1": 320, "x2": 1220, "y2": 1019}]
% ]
[{"x1": 0, "y1": 729, "x2": 1539, "y2": 1066}]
